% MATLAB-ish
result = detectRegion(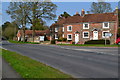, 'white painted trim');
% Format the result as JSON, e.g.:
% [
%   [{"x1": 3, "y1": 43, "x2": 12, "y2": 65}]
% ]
[
  {"x1": 62, "y1": 27, "x2": 64, "y2": 32},
  {"x1": 67, "y1": 34, "x2": 72, "y2": 40},
  {"x1": 55, "y1": 34, "x2": 58, "y2": 39},
  {"x1": 55, "y1": 27, "x2": 58, "y2": 32},
  {"x1": 103, "y1": 22, "x2": 109, "y2": 28},
  {"x1": 83, "y1": 31, "x2": 89, "y2": 38},
  {"x1": 62, "y1": 34, "x2": 64, "y2": 38},
  {"x1": 67, "y1": 25, "x2": 72, "y2": 31},
  {"x1": 83, "y1": 23, "x2": 89, "y2": 29},
  {"x1": 102, "y1": 30, "x2": 110, "y2": 38}
]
